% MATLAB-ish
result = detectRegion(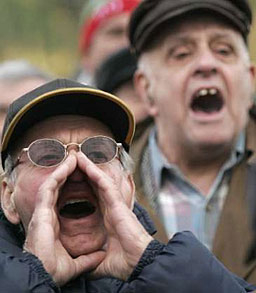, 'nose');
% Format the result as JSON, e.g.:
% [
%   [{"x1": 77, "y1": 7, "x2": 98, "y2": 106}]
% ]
[
  {"x1": 66, "y1": 150, "x2": 85, "y2": 181},
  {"x1": 193, "y1": 48, "x2": 218, "y2": 78}
]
